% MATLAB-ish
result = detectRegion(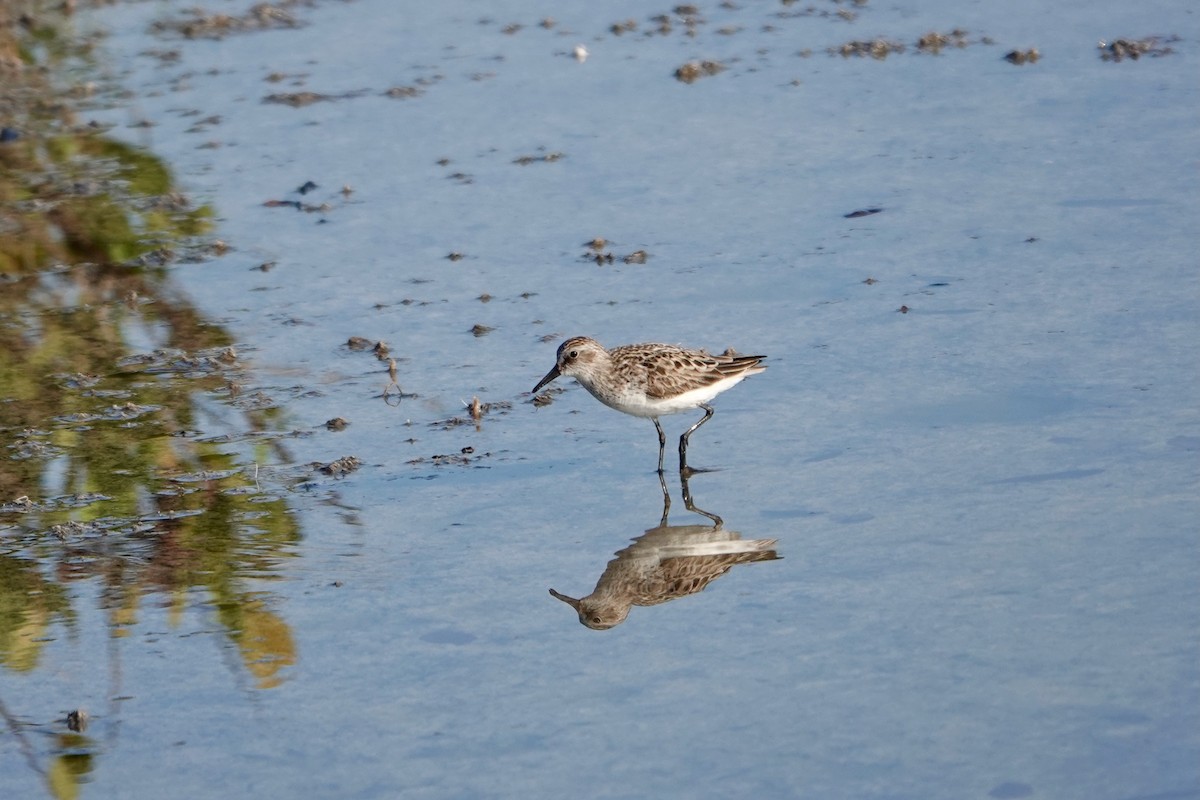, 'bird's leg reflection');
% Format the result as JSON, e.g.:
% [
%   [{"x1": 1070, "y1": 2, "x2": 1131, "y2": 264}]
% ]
[
  {"x1": 679, "y1": 469, "x2": 722, "y2": 527},
  {"x1": 659, "y1": 462, "x2": 720, "y2": 528},
  {"x1": 657, "y1": 468, "x2": 672, "y2": 526}
]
